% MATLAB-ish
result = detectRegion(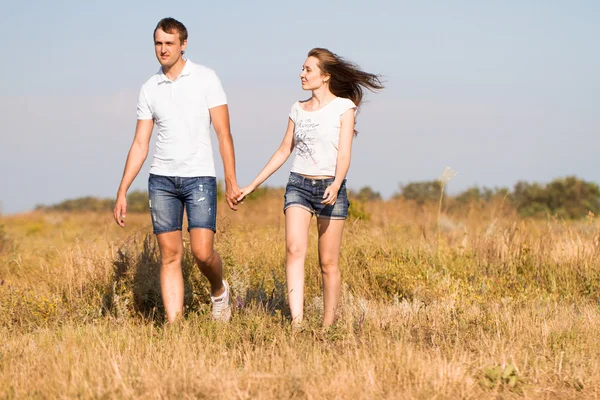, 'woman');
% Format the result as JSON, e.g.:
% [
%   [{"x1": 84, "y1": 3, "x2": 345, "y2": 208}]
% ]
[{"x1": 237, "y1": 48, "x2": 384, "y2": 326}]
